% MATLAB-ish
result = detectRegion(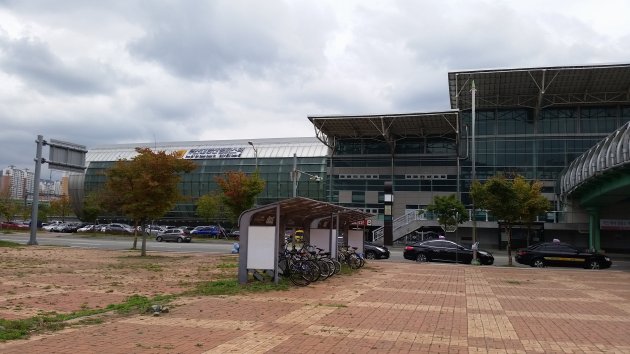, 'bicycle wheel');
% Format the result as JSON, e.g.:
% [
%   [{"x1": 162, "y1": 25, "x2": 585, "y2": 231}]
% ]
[
  {"x1": 316, "y1": 260, "x2": 331, "y2": 280},
  {"x1": 288, "y1": 262, "x2": 310, "y2": 286},
  {"x1": 331, "y1": 259, "x2": 341, "y2": 274},
  {"x1": 321, "y1": 258, "x2": 336, "y2": 277},
  {"x1": 347, "y1": 254, "x2": 361, "y2": 269},
  {"x1": 357, "y1": 254, "x2": 365, "y2": 268},
  {"x1": 303, "y1": 259, "x2": 321, "y2": 282}
]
